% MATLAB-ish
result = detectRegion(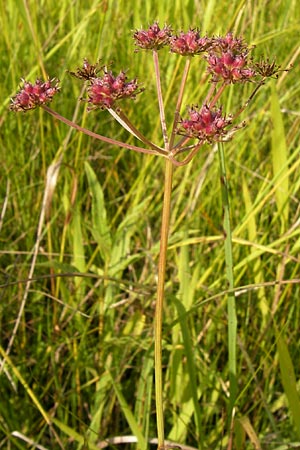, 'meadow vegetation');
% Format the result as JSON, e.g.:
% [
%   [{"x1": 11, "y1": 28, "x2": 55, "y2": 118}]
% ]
[{"x1": 1, "y1": 1, "x2": 300, "y2": 449}]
